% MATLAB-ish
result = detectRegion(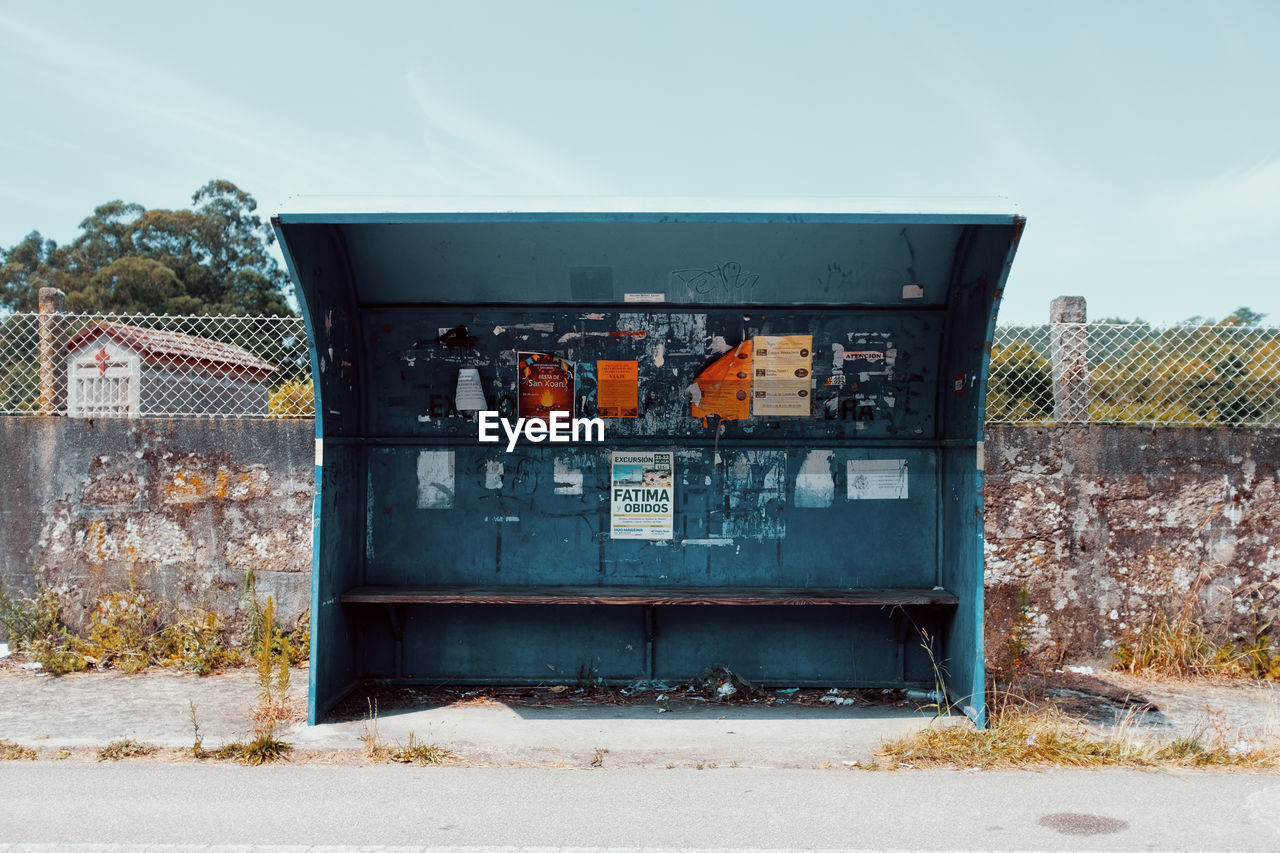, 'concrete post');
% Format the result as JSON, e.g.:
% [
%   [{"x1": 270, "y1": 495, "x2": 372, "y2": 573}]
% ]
[
  {"x1": 37, "y1": 288, "x2": 67, "y2": 416},
  {"x1": 1050, "y1": 295, "x2": 1088, "y2": 423}
]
